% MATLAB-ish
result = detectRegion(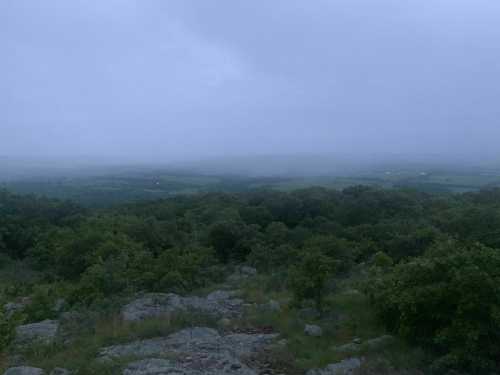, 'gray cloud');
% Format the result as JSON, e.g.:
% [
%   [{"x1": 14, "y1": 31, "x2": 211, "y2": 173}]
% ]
[{"x1": 2, "y1": 0, "x2": 500, "y2": 162}]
